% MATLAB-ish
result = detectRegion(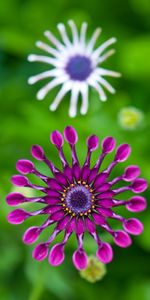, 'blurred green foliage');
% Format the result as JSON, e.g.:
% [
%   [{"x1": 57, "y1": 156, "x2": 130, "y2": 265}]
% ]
[{"x1": 0, "y1": 0, "x2": 150, "y2": 299}]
